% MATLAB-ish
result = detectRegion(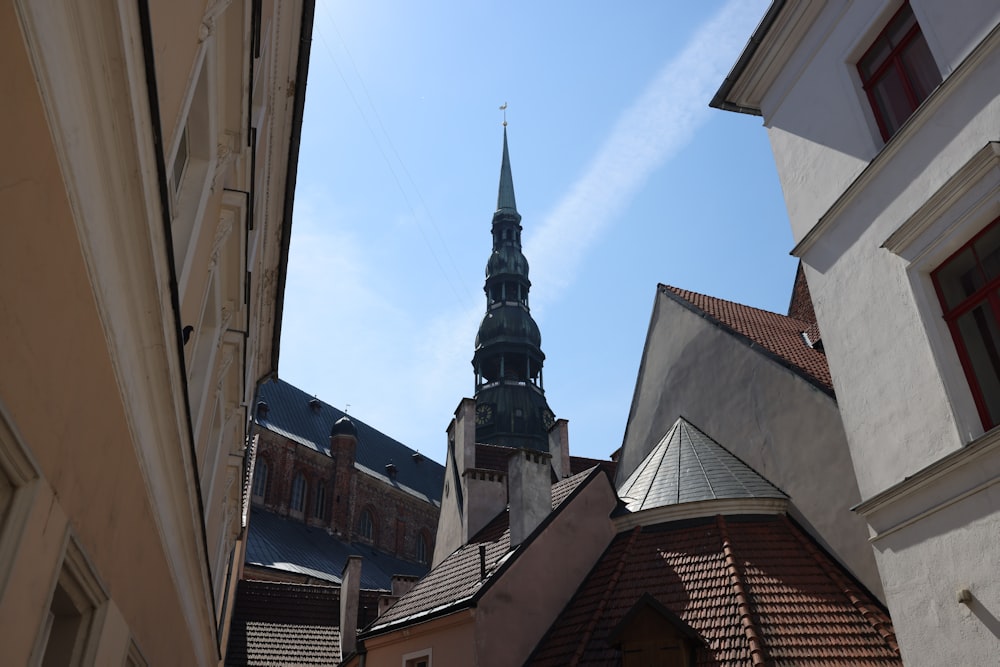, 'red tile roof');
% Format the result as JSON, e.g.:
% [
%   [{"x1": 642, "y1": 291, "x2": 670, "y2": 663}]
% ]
[
  {"x1": 364, "y1": 467, "x2": 604, "y2": 635},
  {"x1": 528, "y1": 515, "x2": 899, "y2": 666},
  {"x1": 661, "y1": 285, "x2": 833, "y2": 394}
]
